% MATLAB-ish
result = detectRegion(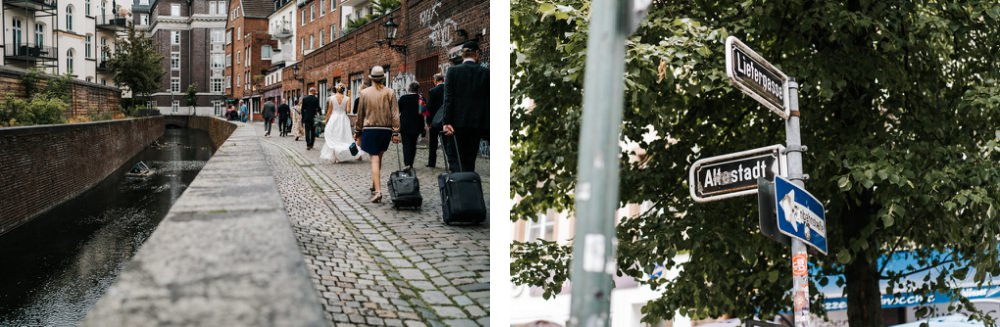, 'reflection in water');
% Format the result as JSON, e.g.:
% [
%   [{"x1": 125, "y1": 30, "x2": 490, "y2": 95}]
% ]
[{"x1": 0, "y1": 128, "x2": 214, "y2": 326}]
